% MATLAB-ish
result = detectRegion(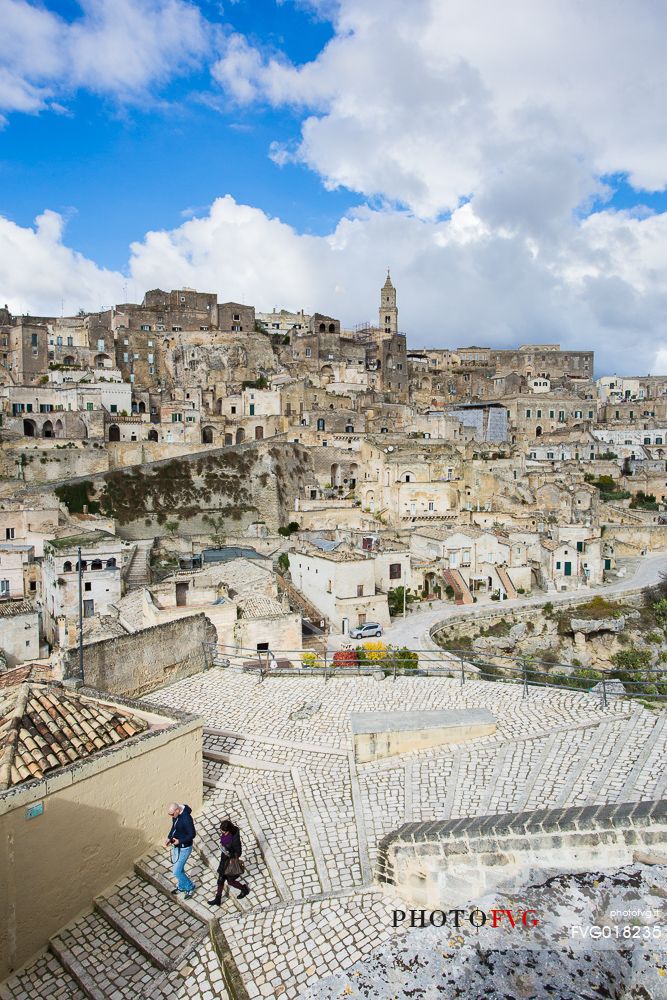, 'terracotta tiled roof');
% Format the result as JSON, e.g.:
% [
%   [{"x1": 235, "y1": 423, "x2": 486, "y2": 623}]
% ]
[
  {"x1": 0, "y1": 664, "x2": 52, "y2": 690},
  {"x1": 0, "y1": 681, "x2": 148, "y2": 789}
]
